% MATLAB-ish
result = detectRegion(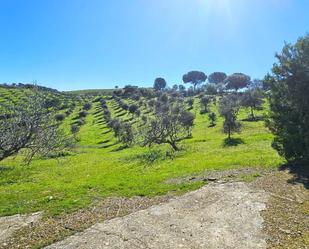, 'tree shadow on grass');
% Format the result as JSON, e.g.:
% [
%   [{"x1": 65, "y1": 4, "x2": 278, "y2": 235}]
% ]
[
  {"x1": 111, "y1": 145, "x2": 128, "y2": 152},
  {"x1": 222, "y1": 138, "x2": 245, "y2": 147},
  {"x1": 279, "y1": 162, "x2": 309, "y2": 189},
  {"x1": 93, "y1": 110, "x2": 102, "y2": 116},
  {"x1": 99, "y1": 141, "x2": 118, "y2": 149},
  {"x1": 96, "y1": 120, "x2": 106, "y2": 125},
  {"x1": 102, "y1": 129, "x2": 112, "y2": 135},
  {"x1": 241, "y1": 115, "x2": 265, "y2": 122},
  {"x1": 143, "y1": 110, "x2": 151, "y2": 115},
  {"x1": 0, "y1": 166, "x2": 13, "y2": 173},
  {"x1": 97, "y1": 139, "x2": 111, "y2": 145},
  {"x1": 115, "y1": 112, "x2": 126, "y2": 118}
]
